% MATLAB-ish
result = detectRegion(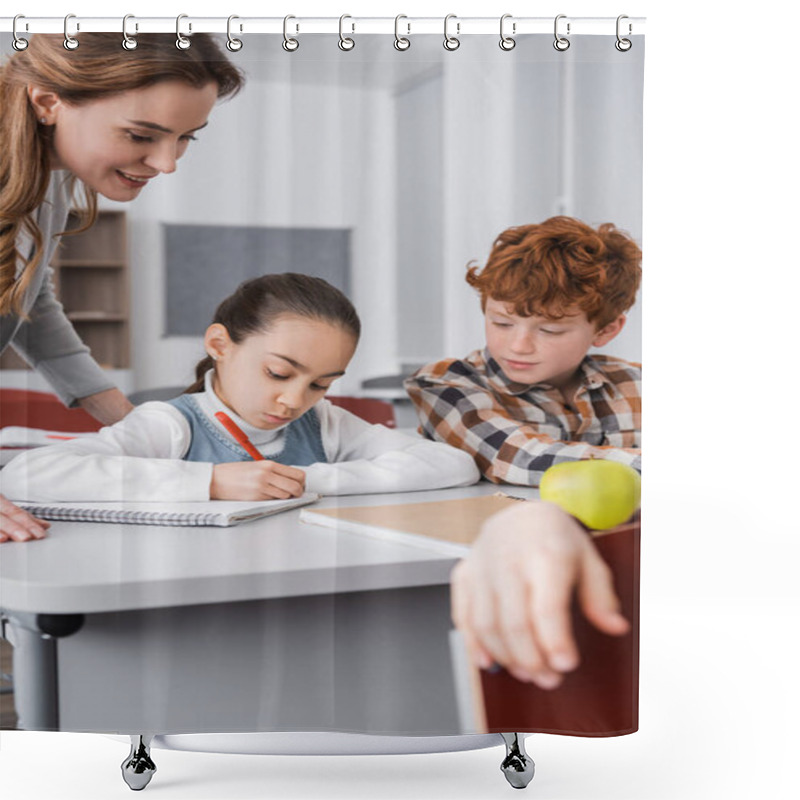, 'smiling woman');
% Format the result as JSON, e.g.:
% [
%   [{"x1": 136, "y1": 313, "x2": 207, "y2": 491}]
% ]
[
  {"x1": 0, "y1": 33, "x2": 244, "y2": 542},
  {"x1": 32, "y1": 80, "x2": 220, "y2": 202}
]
